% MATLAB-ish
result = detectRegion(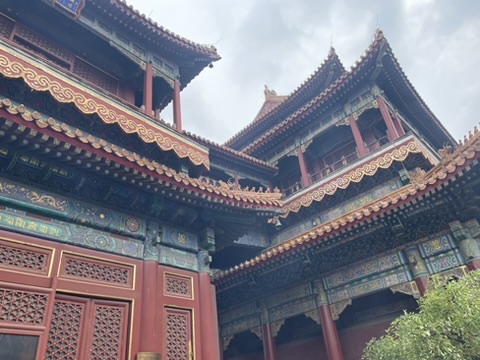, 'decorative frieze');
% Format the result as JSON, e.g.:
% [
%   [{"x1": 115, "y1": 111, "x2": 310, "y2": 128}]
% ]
[
  {"x1": 418, "y1": 234, "x2": 455, "y2": 257},
  {"x1": 0, "y1": 207, "x2": 144, "y2": 258},
  {"x1": 221, "y1": 314, "x2": 261, "y2": 337},
  {"x1": 269, "y1": 297, "x2": 316, "y2": 322},
  {"x1": 426, "y1": 249, "x2": 464, "y2": 275},
  {"x1": 324, "y1": 252, "x2": 405, "y2": 290},
  {"x1": 328, "y1": 269, "x2": 411, "y2": 303},
  {"x1": 161, "y1": 225, "x2": 198, "y2": 252},
  {"x1": 0, "y1": 178, "x2": 145, "y2": 239},
  {"x1": 158, "y1": 246, "x2": 198, "y2": 272},
  {"x1": 265, "y1": 283, "x2": 312, "y2": 308}
]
